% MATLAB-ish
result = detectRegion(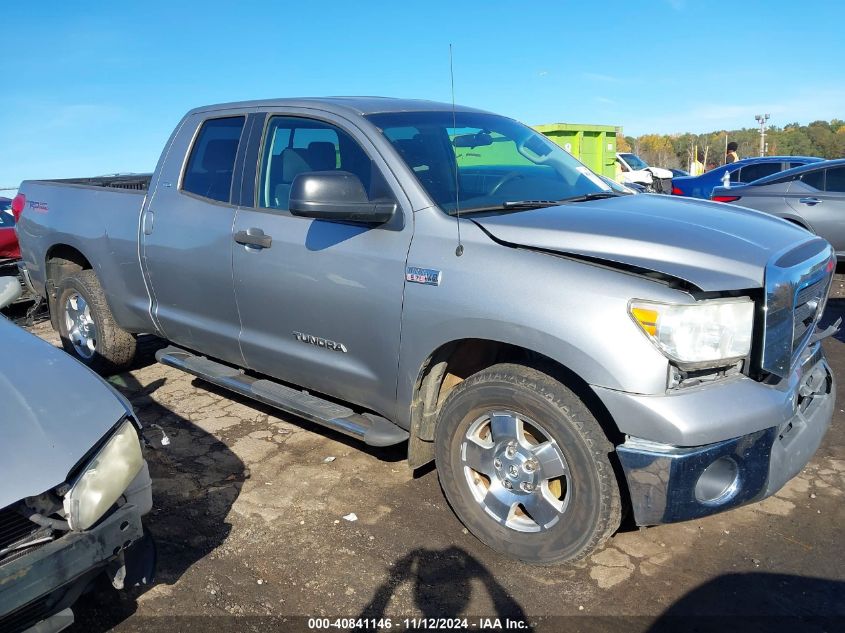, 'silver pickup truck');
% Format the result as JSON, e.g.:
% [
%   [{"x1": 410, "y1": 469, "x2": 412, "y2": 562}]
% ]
[{"x1": 15, "y1": 98, "x2": 836, "y2": 564}]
